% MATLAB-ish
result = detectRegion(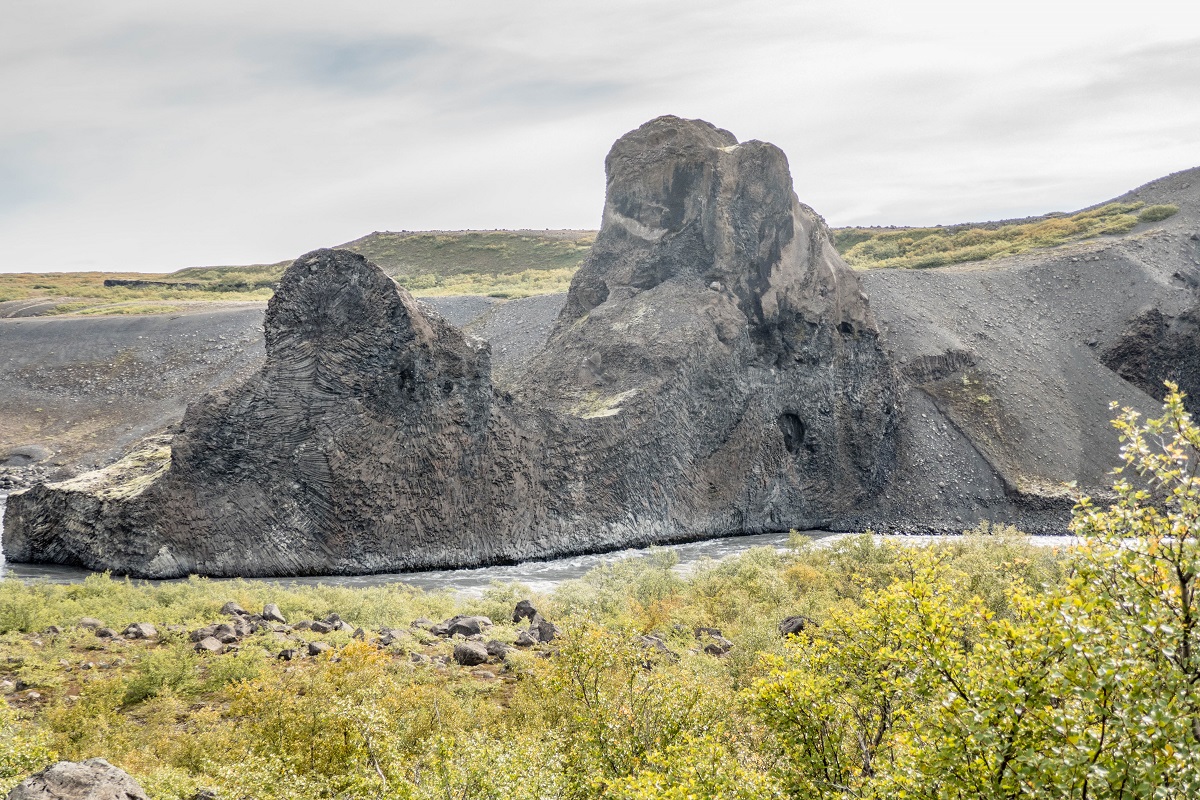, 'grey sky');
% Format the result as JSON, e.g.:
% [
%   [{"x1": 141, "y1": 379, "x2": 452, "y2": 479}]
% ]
[{"x1": 2, "y1": 1, "x2": 1197, "y2": 273}]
